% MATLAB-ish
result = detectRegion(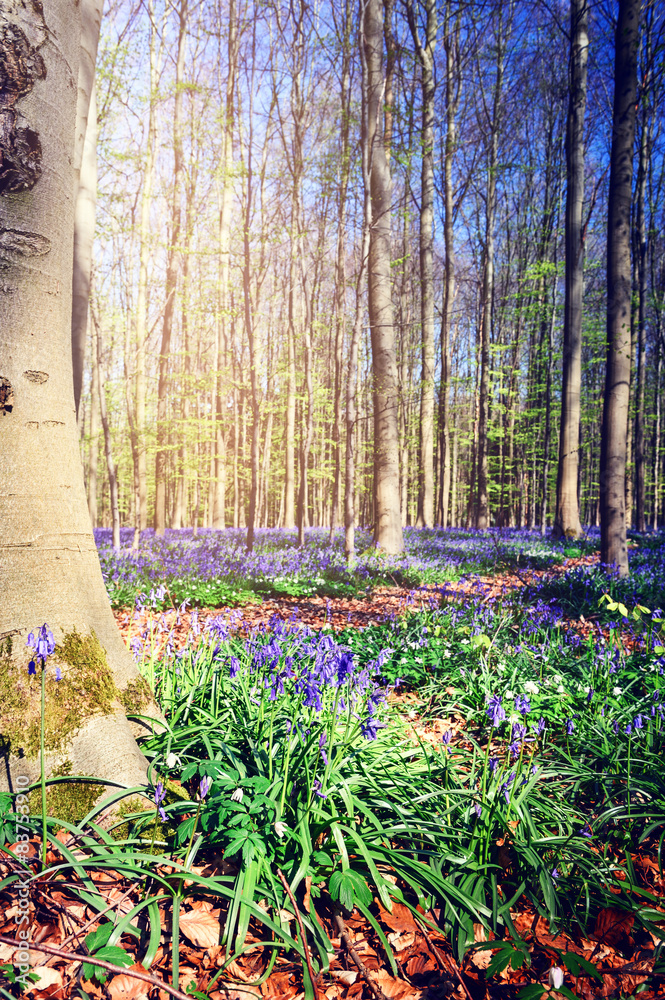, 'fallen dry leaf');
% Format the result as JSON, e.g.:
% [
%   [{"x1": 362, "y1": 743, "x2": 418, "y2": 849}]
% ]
[
  {"x1": 178, "y1": 908, "x2": 221, "y2": 948},
  {"x1": 26, "y1": 966, "x2": 63, "y2": 991}
]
